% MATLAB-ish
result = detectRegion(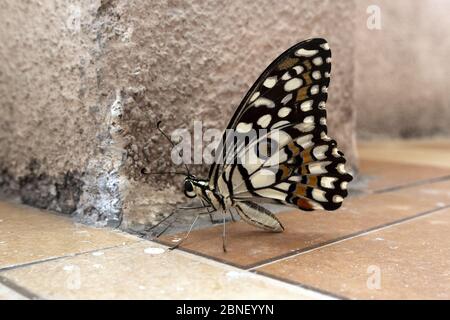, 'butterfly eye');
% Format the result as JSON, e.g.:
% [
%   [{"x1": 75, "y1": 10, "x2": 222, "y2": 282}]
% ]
[{"x1": 184, "y1": 180, "x2": 196, "y2": 198}]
